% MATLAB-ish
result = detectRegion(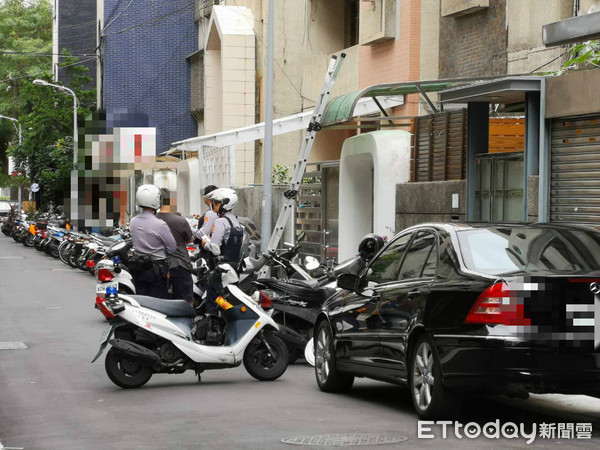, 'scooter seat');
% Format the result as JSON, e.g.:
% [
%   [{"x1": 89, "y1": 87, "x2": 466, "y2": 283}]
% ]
[{"x1": 128, "y1": 295, "x2": 196, "y2": 318}]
